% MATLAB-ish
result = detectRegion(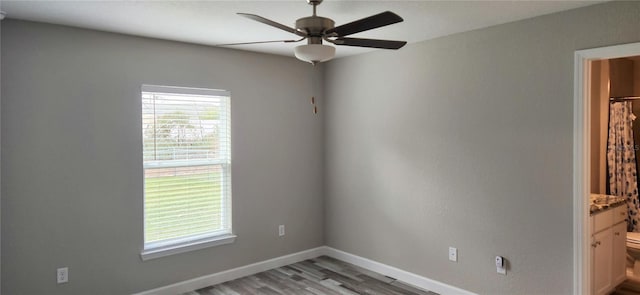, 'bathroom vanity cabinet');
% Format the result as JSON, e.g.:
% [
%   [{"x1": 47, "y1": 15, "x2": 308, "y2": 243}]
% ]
[{"x1": 590, "y1": 204, "x2": 627, "y2": 295}]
